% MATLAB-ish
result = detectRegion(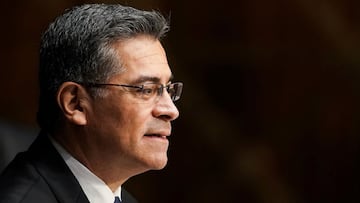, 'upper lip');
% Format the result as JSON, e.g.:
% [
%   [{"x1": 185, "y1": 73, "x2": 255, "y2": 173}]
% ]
[{"x1": 146, "y1": 123, "x2": 171, "y2": 137}]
